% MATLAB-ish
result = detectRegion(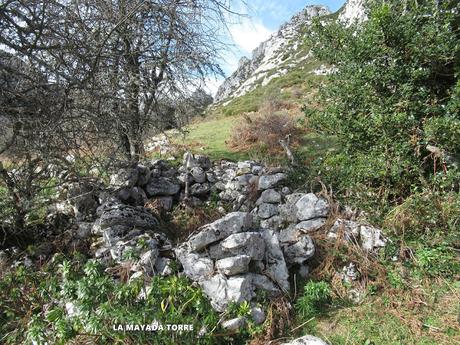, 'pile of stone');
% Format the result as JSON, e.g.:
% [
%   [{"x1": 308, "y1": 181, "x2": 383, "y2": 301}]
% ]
[
  {"x1": 52, "y1": 153, "x2": 387, "y2": 318},
  {"x1": 90, "y1": 200, "x2": 173, "y2": 277},
  {"x1": 175, "y1": 212, "x2": 287, "y2": 314},
  {"x1": 173, "y1": 192, "x2": 332, "y2": 315}
]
